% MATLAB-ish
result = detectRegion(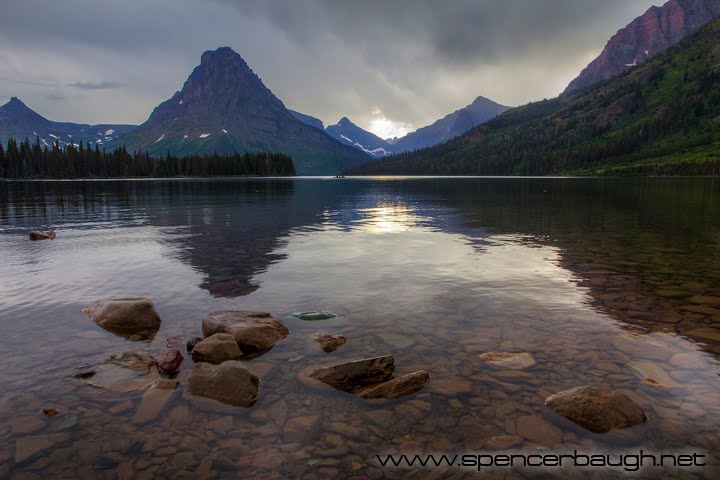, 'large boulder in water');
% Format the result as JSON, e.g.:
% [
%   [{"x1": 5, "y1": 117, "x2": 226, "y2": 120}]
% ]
[
  {"x1": 191, "y1": 333, "x2": 243, "y2": 364},
  {"x1": 545, "y1": 386, "x2": 647, "y2": 433},
  {"x1": 80, "y1": 351, "x2": 159, "y2": 392},
  {"x1": 358, "y1": 371, "x2": 430, "y2": 399},
  {"x1": 306, "y1": 355, "x2": 395, "y2": 392},
  {"x1": 186, "y1": 361, "x2": 259, "y2": 407},
  {"x1": 82, "y1": 298, "x2": 161, "y2": 337},
  {"x1": 202, "y1": 311, "x2": 288, "y2": 354}
]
